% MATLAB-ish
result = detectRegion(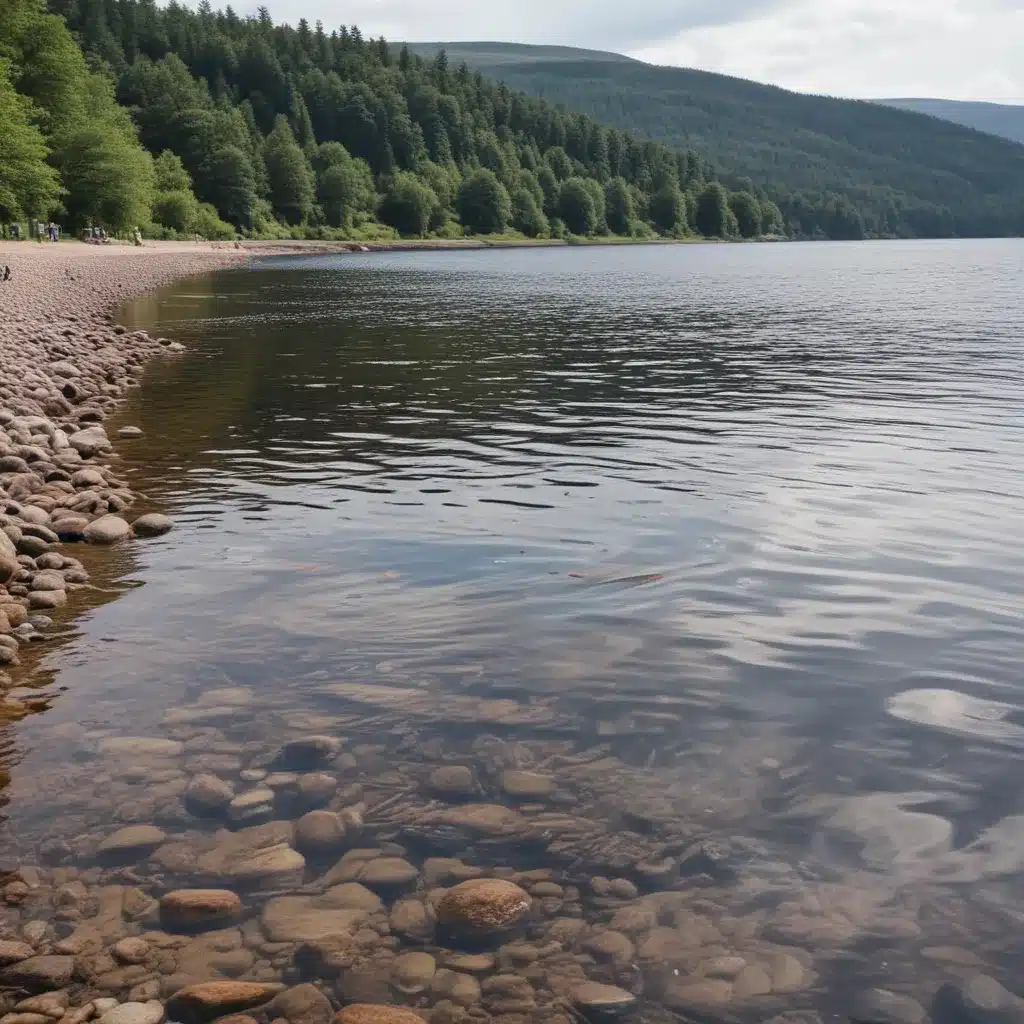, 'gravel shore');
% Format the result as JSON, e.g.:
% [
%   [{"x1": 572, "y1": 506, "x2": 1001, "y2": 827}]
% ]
[{"x1": 0, "y1": 241, "x2": 246, "y2": 675}]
